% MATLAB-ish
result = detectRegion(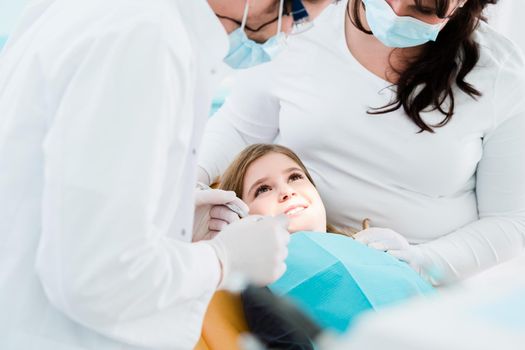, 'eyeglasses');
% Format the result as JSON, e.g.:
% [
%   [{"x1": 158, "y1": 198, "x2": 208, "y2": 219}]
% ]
[{"x1": 216, "y1": 0, "x2": 316, "y2": 39}]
